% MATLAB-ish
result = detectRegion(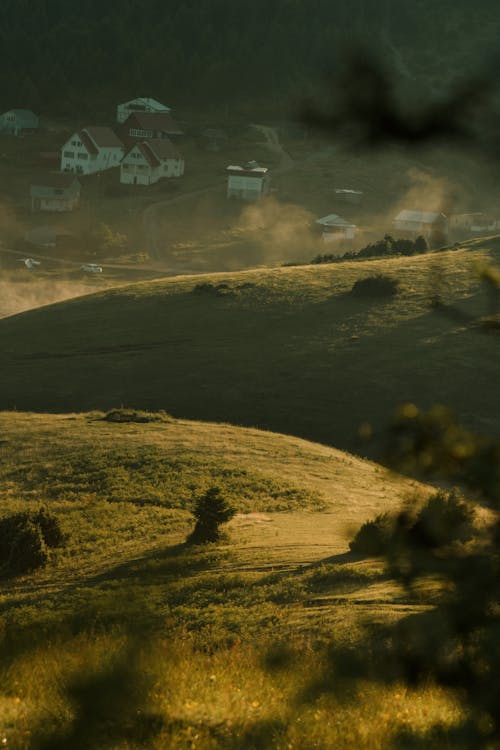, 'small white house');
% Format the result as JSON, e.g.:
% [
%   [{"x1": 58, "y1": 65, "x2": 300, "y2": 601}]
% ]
[
  {"x1": 316, "y1": 214, "x2": 357, "y2": 242},
  {"x1": 393, "y1": 210, "x2": 448, "y2": 240},
  {"x1": 61, "y1": 127, "x2": 124, "y2": 175},
  {"x1": 116, "y1": 98, "x2": 171, "y2": 124},
  {"x1": 120, "y1": 139, "x2": 184, "y2": 185},
  {"x1": 0, "y1": 109, "x2": 39, "y2": 136},
  {"x1": 226, "y1": 162, "x2": 270, "y2": 200},
  {"x1": 30, "y1": 173, "x2": 80, "y2": 212}
]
